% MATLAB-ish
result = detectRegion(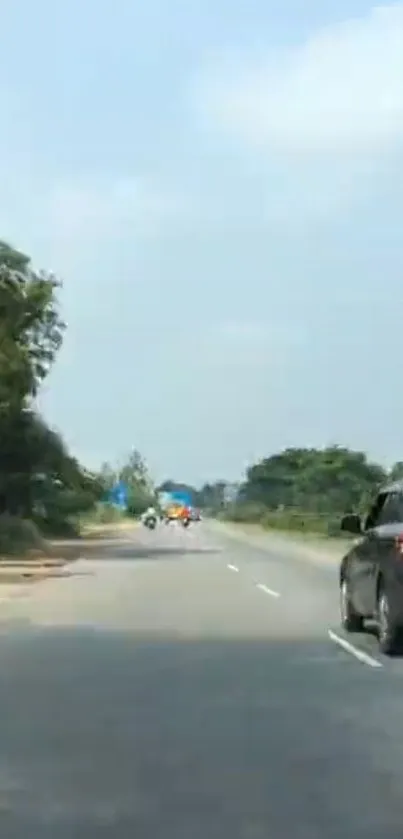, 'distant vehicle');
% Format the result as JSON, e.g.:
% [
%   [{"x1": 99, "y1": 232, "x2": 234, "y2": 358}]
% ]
[
  {"x1": 339, "y1": 479, "x2": 403, "y2": 654},
  {"x1": 165, "y1": 504, "x2": 182, "y2": 522},
  {"x1": 142, "y1": 507, "x2": 158, "y2": 530},
  {"x1": 178, "y1": 505, "x2": 192, "y2": 528},
  {"x1": 190, "y1": 508, "x2": 201, "y2": 522}
]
